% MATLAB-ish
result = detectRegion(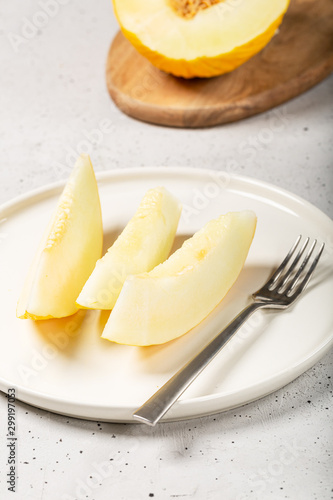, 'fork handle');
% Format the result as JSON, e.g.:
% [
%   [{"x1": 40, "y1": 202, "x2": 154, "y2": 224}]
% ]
[{"x1": 133, "y1": 301, "x2": 264, "y2": 426}]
